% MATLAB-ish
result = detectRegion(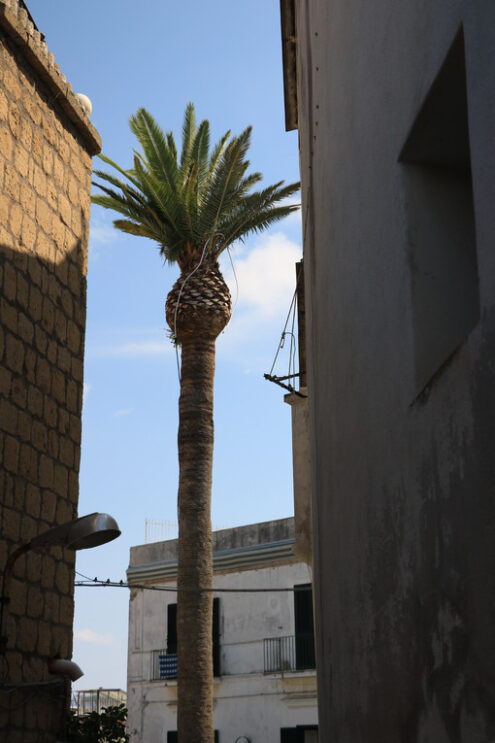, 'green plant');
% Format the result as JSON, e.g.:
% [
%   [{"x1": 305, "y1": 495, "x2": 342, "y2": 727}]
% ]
[{"x1": 67, "y1": 703, "x2": 129, "y2": 743}]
